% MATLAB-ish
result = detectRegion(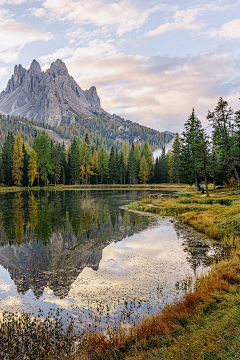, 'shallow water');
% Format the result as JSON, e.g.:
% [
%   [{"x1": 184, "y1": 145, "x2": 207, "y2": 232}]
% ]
[{"x1": 0, "y1": 190, "x2": 217, "y2": 331}]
